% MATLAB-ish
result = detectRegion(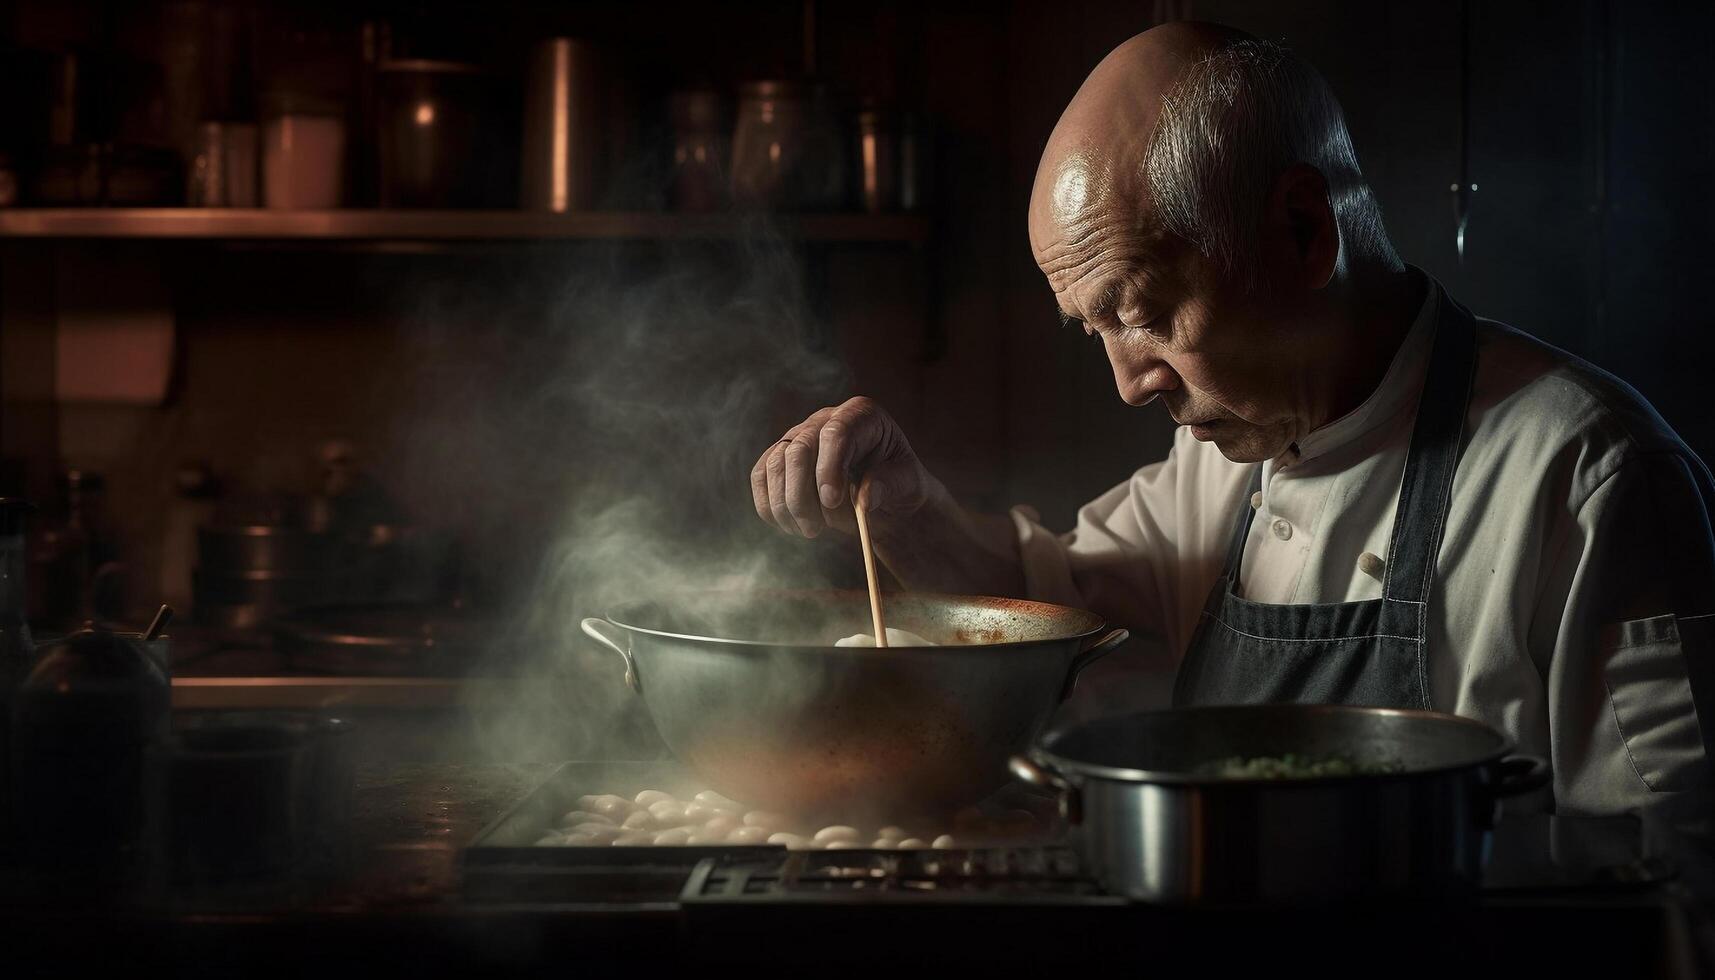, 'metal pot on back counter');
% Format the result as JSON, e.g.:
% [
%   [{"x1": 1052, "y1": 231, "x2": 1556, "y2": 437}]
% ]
[
  {"x1": 1010, "y1": 704, "x2": 1552, "y2": 904},
  {"x1": 193, "y1": 520, "x2": 455, "y2": 629},
  {"x1": 271, "y1": 602, "x2": 499, "y2": 676}
]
